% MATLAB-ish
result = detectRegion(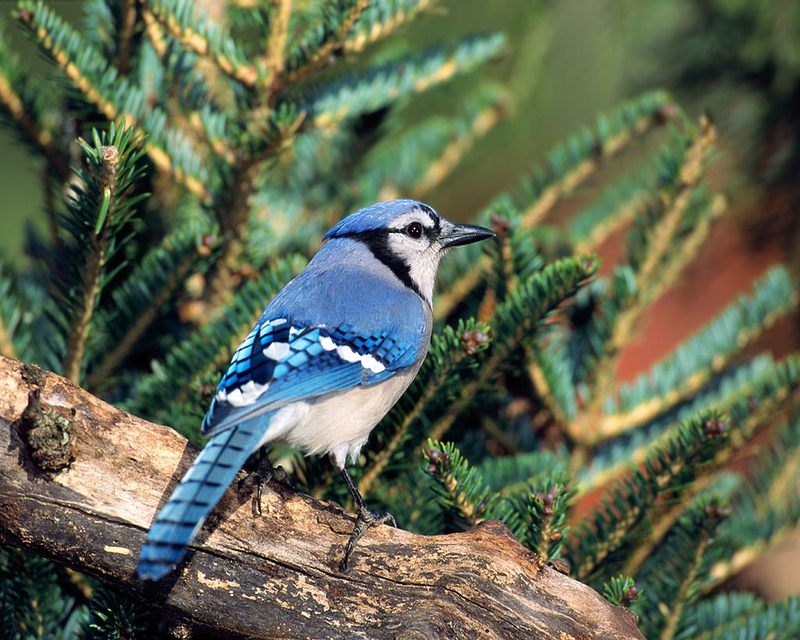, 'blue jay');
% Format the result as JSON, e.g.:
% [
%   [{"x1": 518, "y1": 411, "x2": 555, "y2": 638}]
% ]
[{"x1": 138, "y1": 199, "x2": 494, "y2": 580}]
